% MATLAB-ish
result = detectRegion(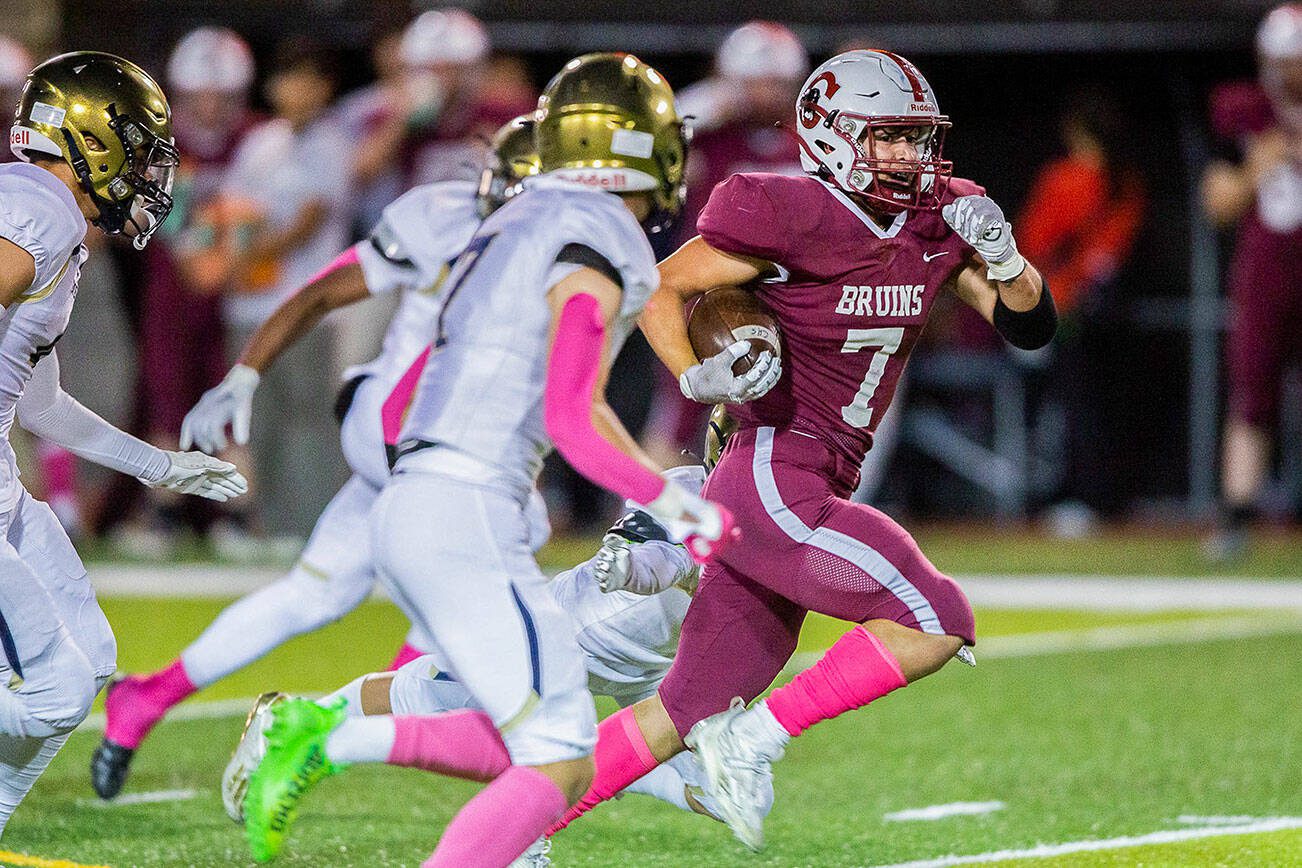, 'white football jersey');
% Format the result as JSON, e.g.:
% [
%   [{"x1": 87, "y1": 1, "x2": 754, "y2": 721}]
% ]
[
  {"x1": 394, "y1": 176, "x2": 659, "y2": 495},
  {"x1": 341, "y1": 180, "x2": 480, "y2": 486},
  {"x1": 549, "y1": 464, "x2": 705, "y2": 705},
  {"x1": 0, "y1": 163, "x2": 87, "y2": 513}
]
